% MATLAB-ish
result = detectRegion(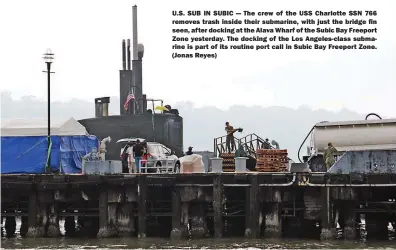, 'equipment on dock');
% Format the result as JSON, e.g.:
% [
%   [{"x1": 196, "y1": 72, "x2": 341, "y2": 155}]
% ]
[{"x1": 299, "y1": 113, "x2": 396, "y2": 172}]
